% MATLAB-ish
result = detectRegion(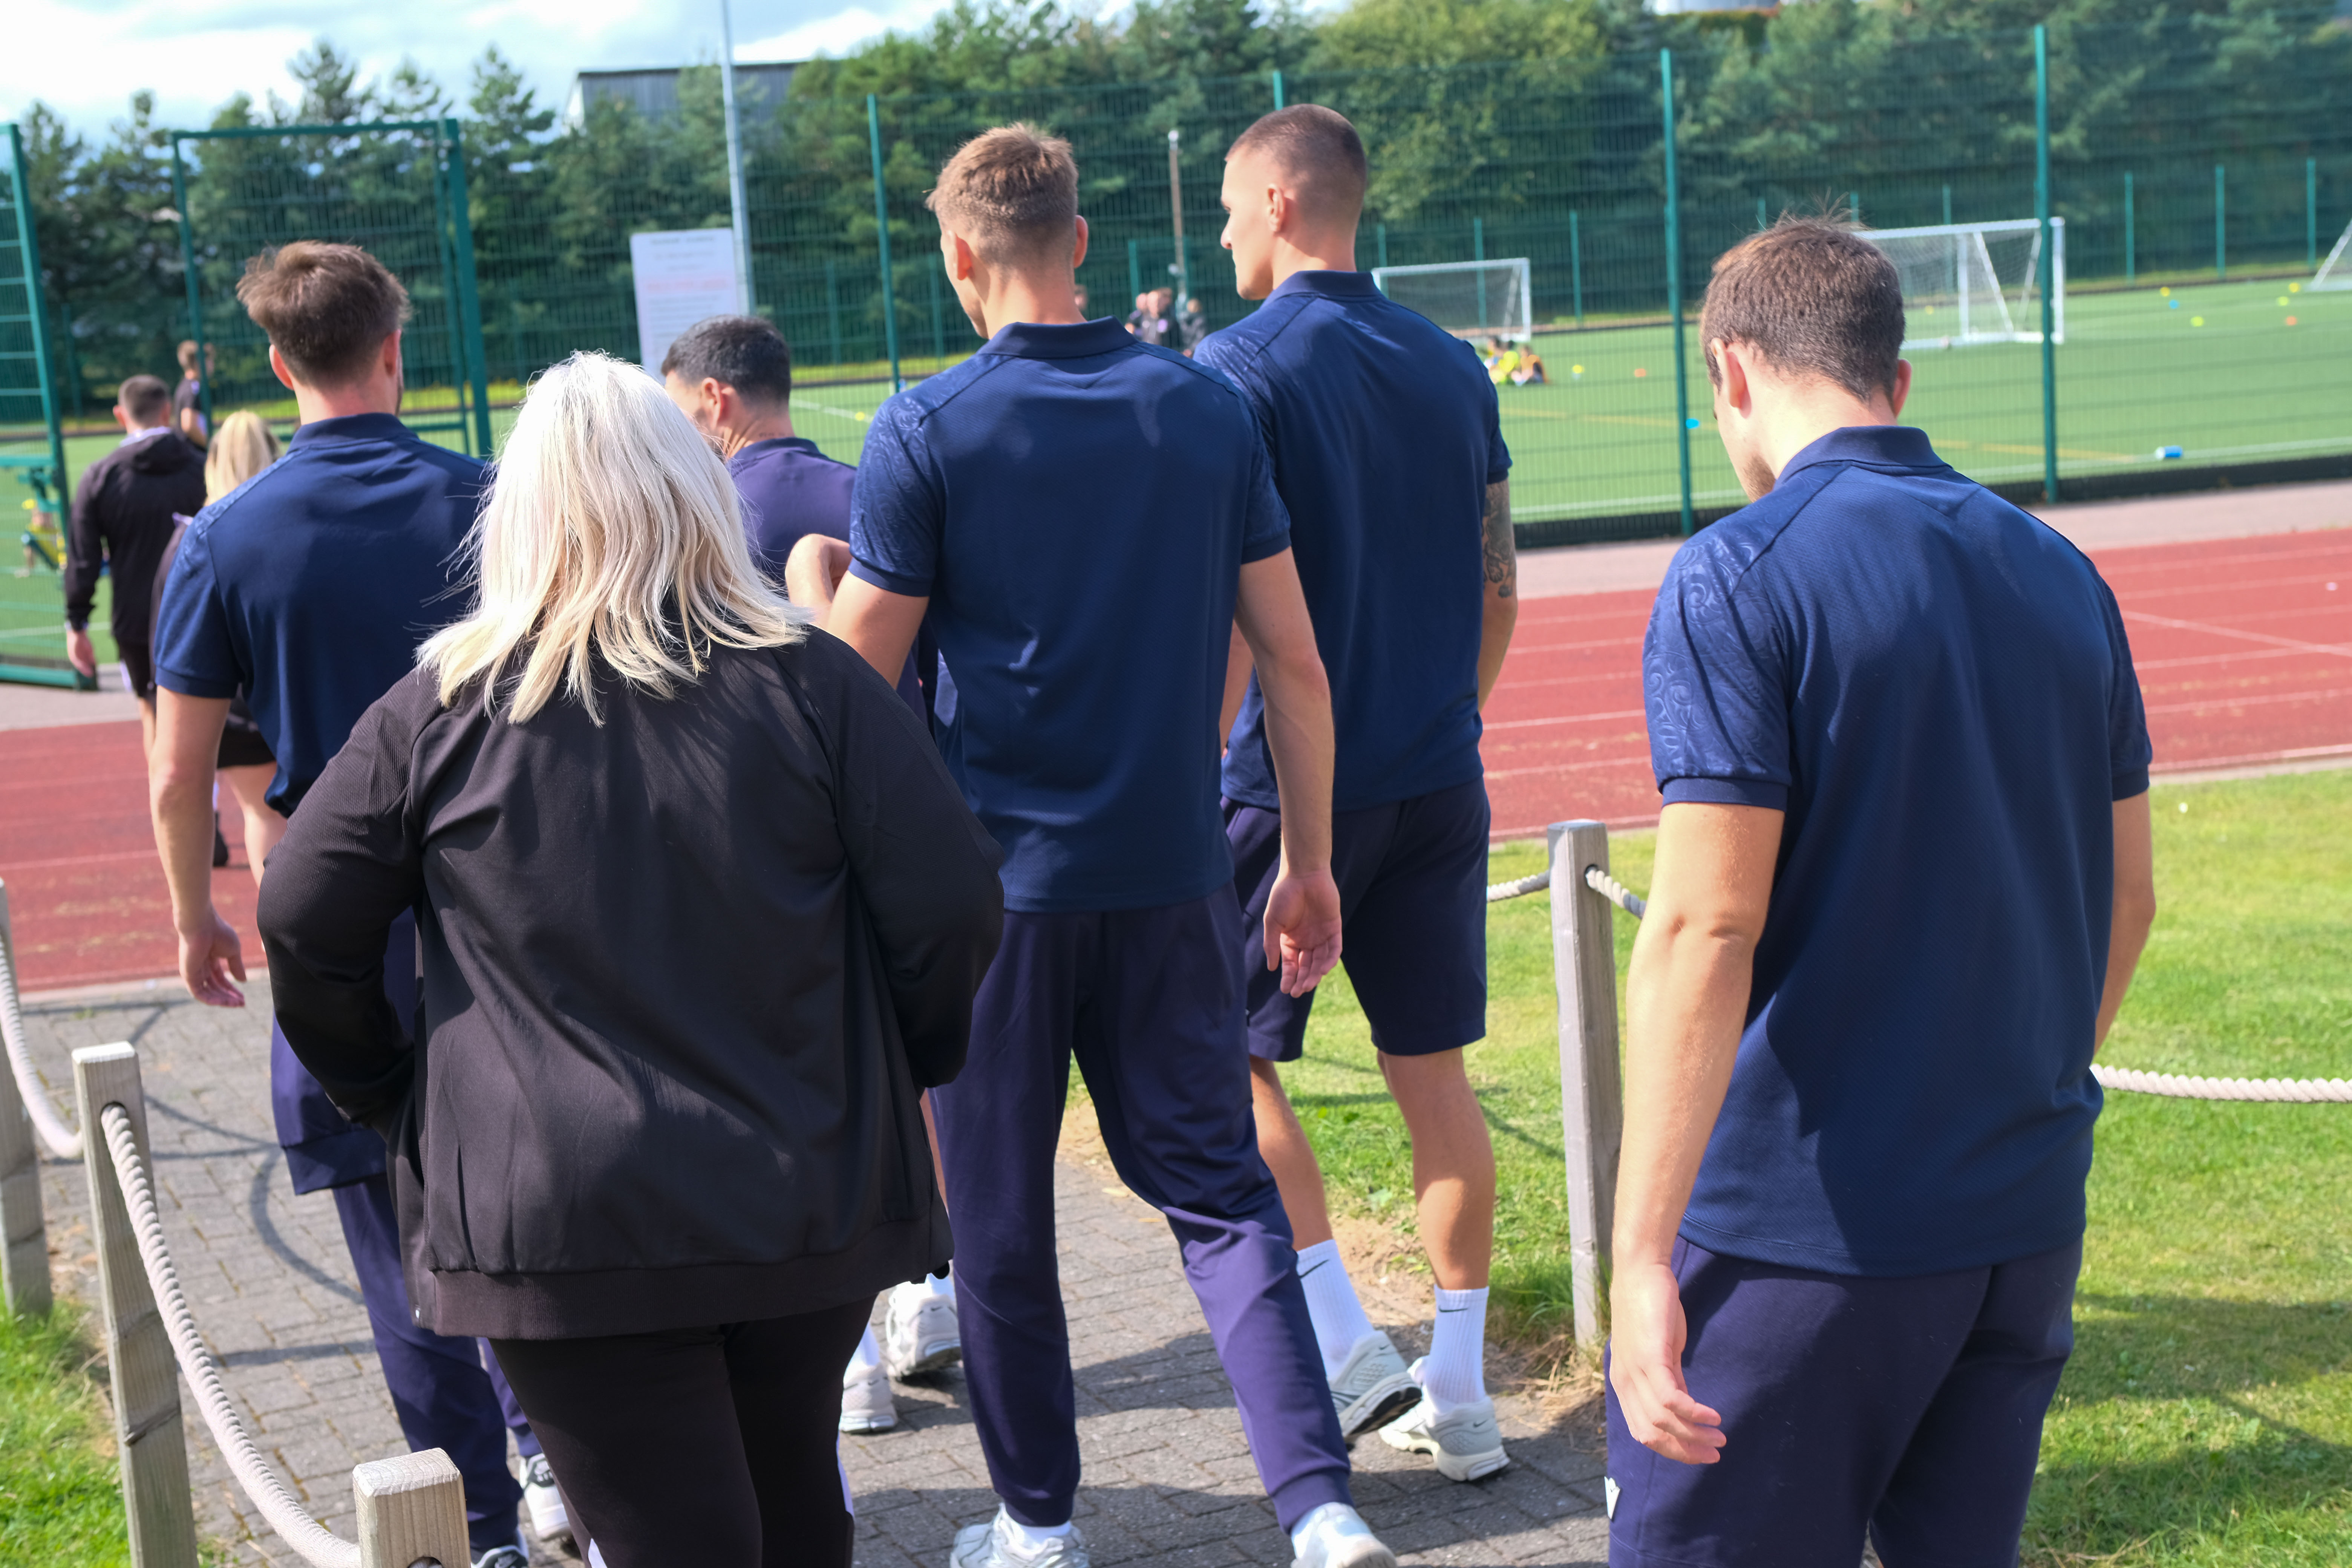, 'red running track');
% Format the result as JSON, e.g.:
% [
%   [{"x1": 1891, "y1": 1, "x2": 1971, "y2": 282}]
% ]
[{"x1": 4, "y1": 530, "x2": 2347, "y2": 992}]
